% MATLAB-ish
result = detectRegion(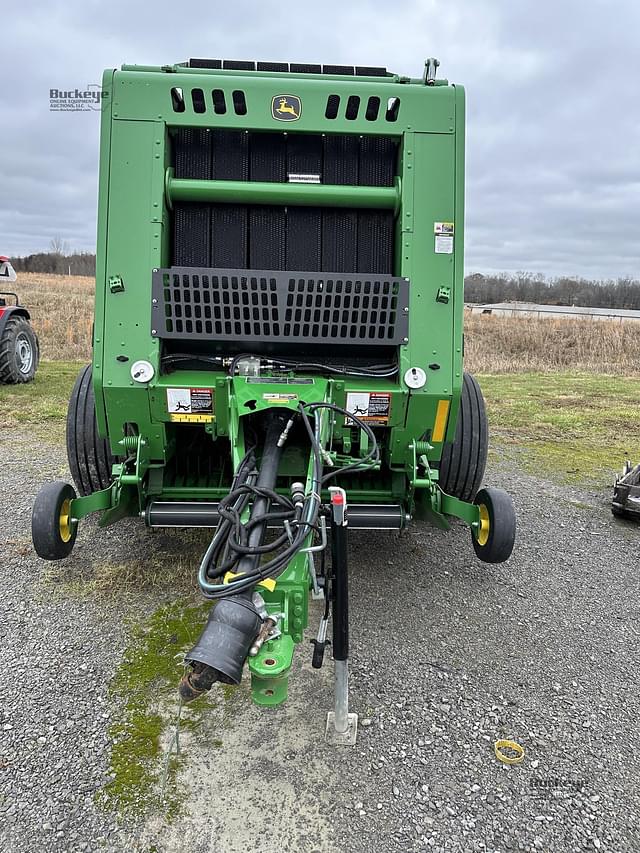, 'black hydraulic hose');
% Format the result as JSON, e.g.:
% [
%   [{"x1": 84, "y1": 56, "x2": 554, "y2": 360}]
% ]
[
  {"x1": 198, "y1": 403, "x2": 324, "y2": 598},
  {"x1": 235, "y1": 411, "x2": 288, "y2": 581}
]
